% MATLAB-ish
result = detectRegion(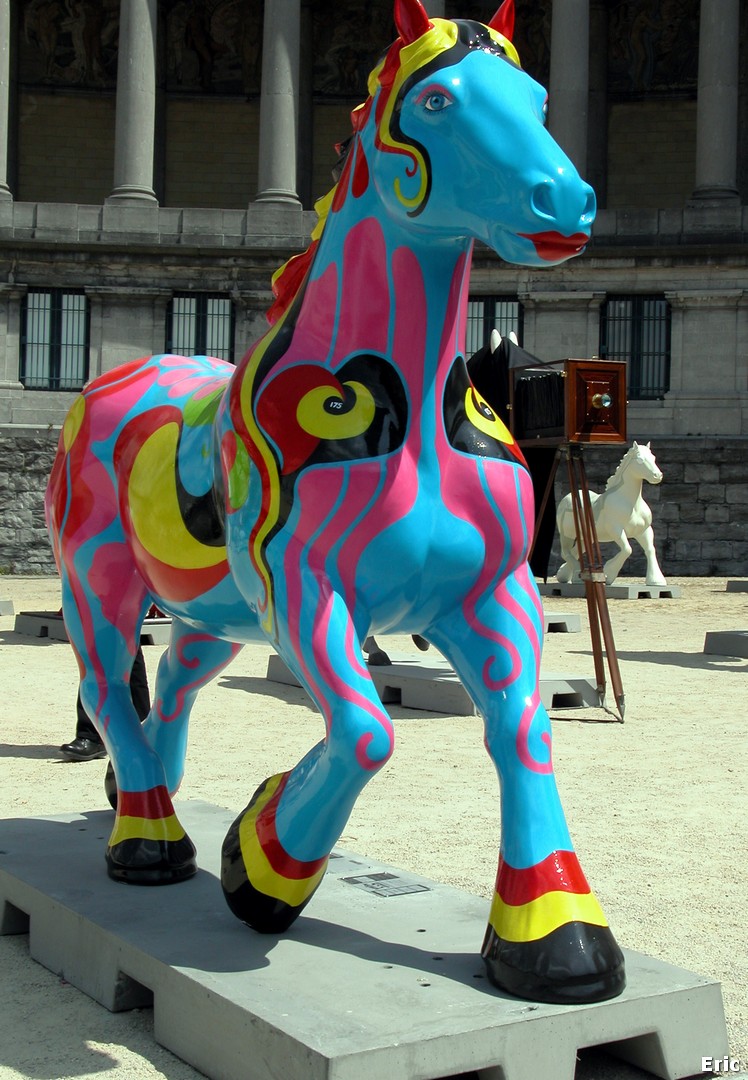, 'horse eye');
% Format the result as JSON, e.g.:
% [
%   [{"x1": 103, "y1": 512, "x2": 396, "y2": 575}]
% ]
[{"x1": 425, "y1": 92, "x2": 451, "y2": 112}]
